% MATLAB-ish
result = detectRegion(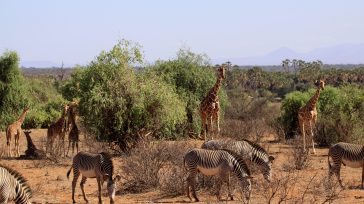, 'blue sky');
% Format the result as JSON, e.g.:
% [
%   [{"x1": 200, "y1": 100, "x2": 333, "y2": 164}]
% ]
[{"x1": 1, "y1": 0, "x2": 363, "y2": 66}]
